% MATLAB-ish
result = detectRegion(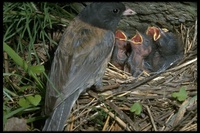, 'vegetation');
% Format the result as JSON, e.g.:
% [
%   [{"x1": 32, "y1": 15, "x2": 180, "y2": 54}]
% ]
[{"x1": 3, "y1": 2, "x2": 83, "y2": 131}]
